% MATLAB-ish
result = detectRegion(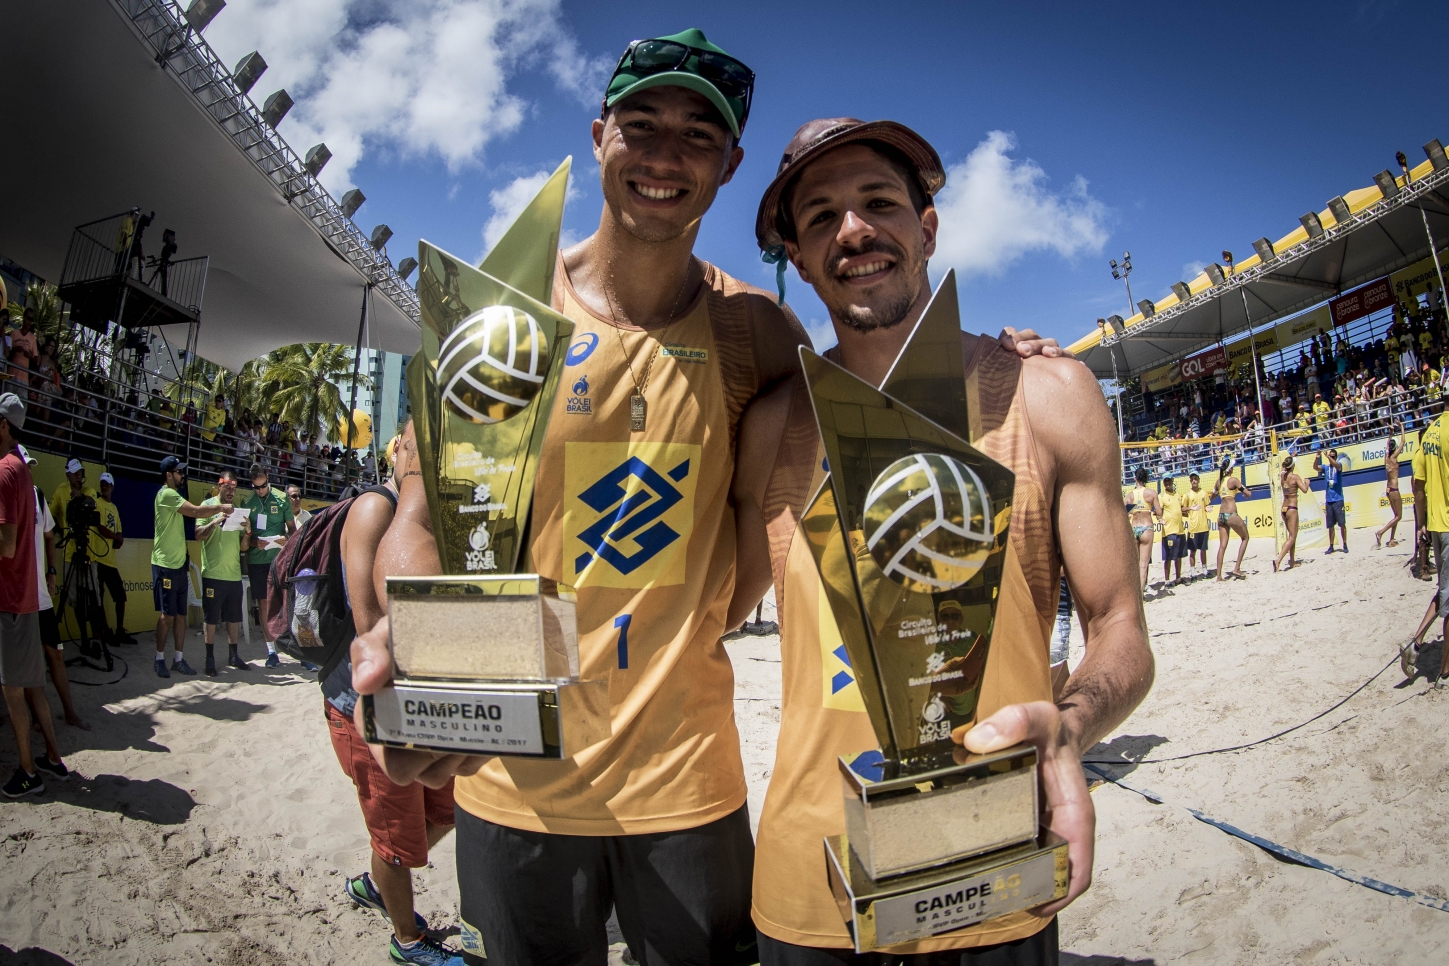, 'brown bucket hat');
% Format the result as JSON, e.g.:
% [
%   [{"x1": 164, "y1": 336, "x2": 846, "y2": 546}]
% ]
[{"x1": 754, "y1": 118, "x2": 945, "y2": 253}]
